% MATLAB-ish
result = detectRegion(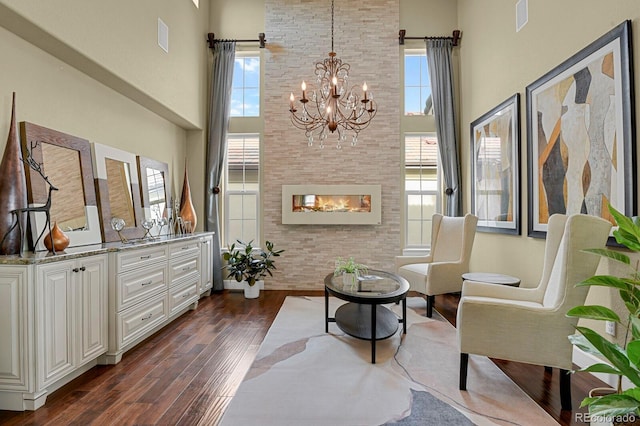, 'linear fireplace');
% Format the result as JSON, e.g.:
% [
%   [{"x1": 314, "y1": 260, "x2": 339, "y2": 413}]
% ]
[{"x1": 282, "y1": 185, "x2": 381, "y2": 225}]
